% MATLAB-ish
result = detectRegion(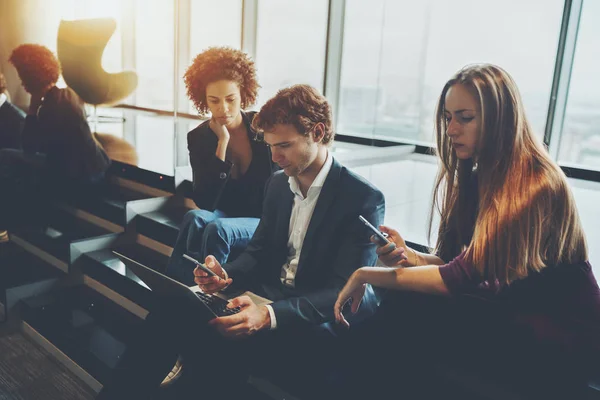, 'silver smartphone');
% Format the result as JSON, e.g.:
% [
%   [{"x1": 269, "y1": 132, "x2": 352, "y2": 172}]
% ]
[
  {"x1": 183, "y1": 254, "x2": 218, "y2": 277},
  {"x1": 358, "y1": 215, "x2": 391, "y2": 246}
]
